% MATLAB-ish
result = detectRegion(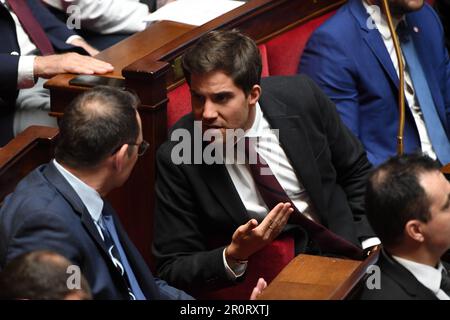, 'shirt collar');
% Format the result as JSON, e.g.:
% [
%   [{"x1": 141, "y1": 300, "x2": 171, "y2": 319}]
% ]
[
  {"x1": 392, "y1": 254, "x2": 445, "y2": 295},
  {"x1": 53, "y1": 159, "x2": 104, "y2": 223},
  {"x1": 363, "y1": 1, "x2": 404, "y2": 40},
  {"x1": 244, "y1": 102, "x2": 271, "y2": 138}
]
